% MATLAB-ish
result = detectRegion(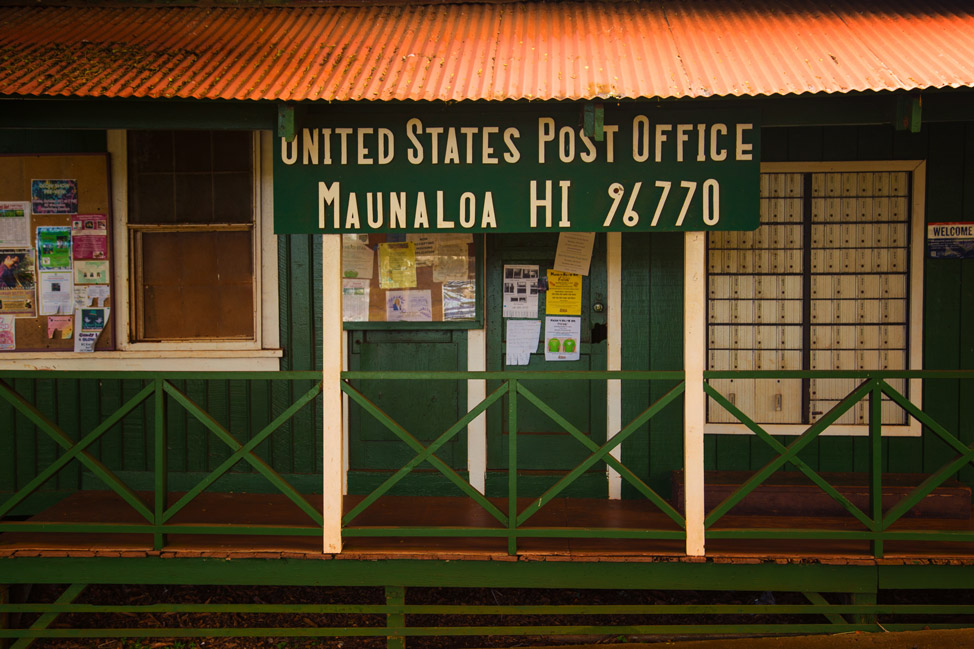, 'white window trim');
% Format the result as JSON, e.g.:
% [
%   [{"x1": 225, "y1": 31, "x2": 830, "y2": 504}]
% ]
[
  {"x1": 0, "y1": 130, "x2": 282, "y2": 371},
  {"x1": 703, "y1": 160, "x2": 925, "y2": 437}
]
